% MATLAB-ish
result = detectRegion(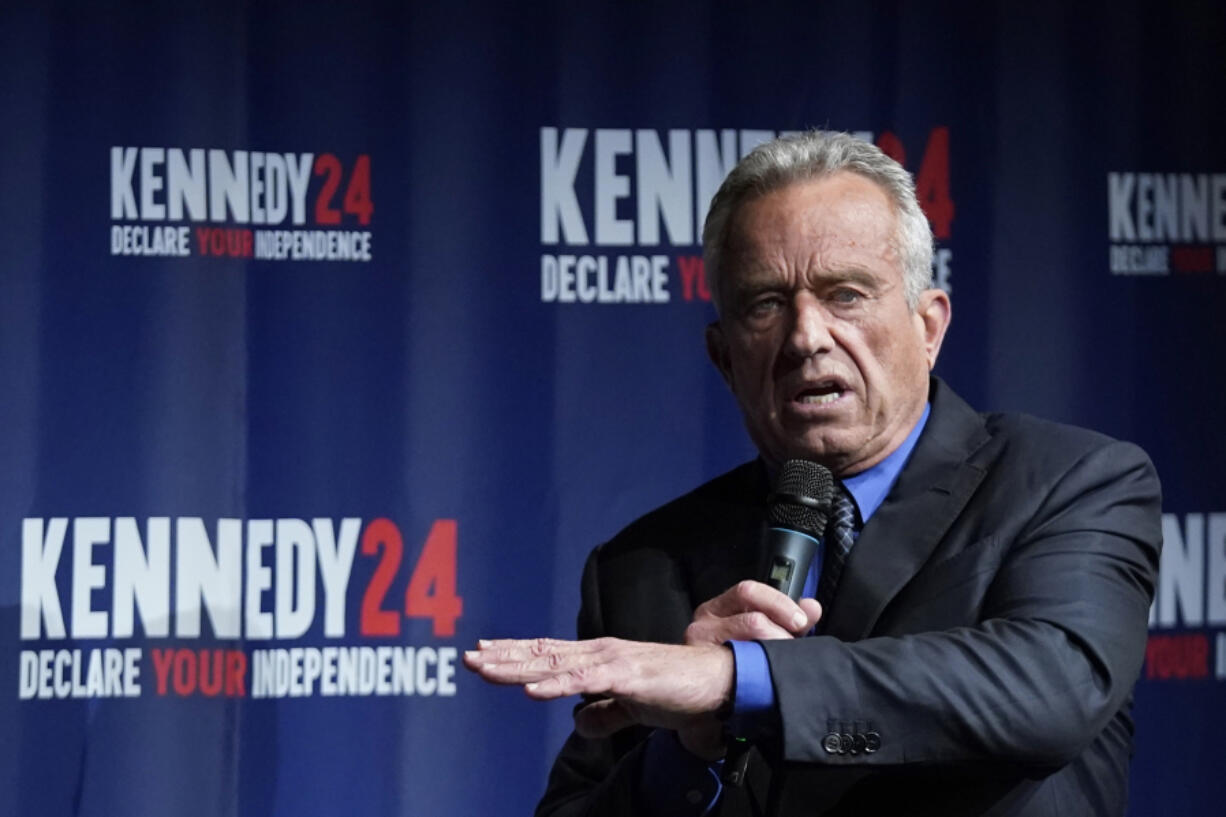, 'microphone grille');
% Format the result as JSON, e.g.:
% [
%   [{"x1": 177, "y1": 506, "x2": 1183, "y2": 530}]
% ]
[{"x1": 767, "y1": 459, "x2": 833, "y2": 537}]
